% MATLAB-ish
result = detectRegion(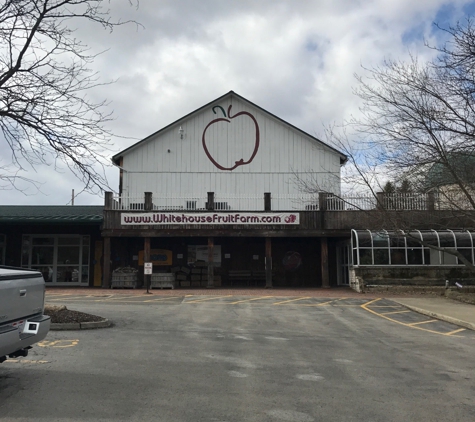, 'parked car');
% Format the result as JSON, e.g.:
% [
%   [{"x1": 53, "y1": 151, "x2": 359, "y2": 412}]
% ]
[{"x1": 0, "y1": 266, "x2": 51, "y2": 363}]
